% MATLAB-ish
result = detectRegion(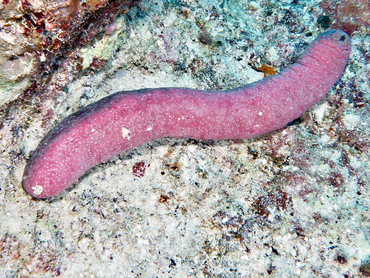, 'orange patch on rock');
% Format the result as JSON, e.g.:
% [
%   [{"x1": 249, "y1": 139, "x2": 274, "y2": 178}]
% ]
[{"x1": 257, "y1": 64, "x2": 277, "y2": 78}]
